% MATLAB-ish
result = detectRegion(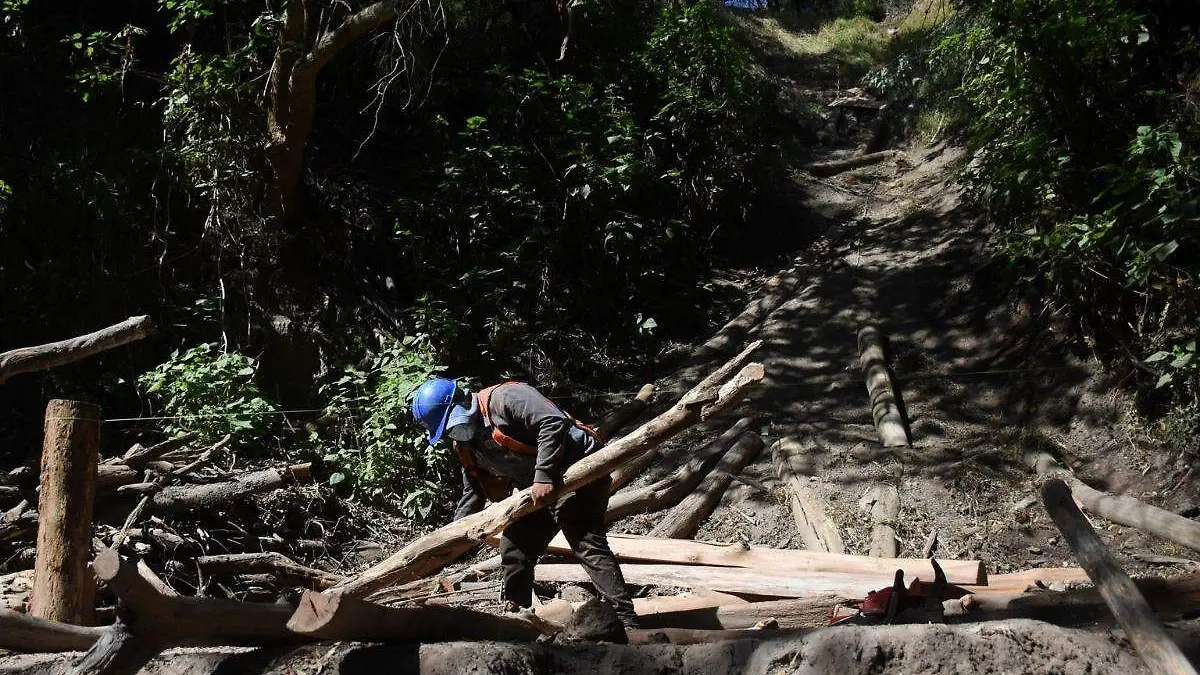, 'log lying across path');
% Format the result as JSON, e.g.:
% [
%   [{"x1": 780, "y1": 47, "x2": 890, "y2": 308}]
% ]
[
  {"x1": 541, "y1": 534, "x2": 985, "y2": 585},
  {"x1": 858, "y1": 326, "x2": 908, "y2": 447},
  {"x1": 606, "y1": 418, "x2": 756, "y2": 522},
  {"x1": 802, "y1": 150, "x2": 899, "y2": 177},
  {"x1": 0, "y1": 316, "x2": 156, "y2": 386},
  {"x1": 1028, "y1": 451, "x2": 1200, "y2": 554},
  {"x1": 859, "y1": 484, "x2": 900, "y2": 558},
  {"x1": 1042, "y1": 479, "x2": 1199, "y2": 675},
  {"x1": 773, "y1": 437, "x2": 845, "y2": 554},
  {"x1": 326, "y1": 342, "x2": 765, "y2": 598},
  {"x1": 648, "y1": 433, "x2": 765, "y2": 539}
]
